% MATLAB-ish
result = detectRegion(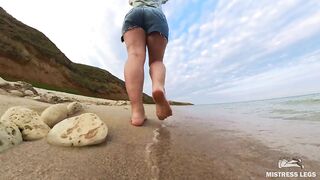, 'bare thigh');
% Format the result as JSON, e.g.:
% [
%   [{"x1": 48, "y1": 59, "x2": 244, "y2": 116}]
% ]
[
  {"x1": 123, "y1": 28, "x2": 147, "y2": 60},
  {"x1": 147, "y1": 32, "x2": 167, "y2": 65}
]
